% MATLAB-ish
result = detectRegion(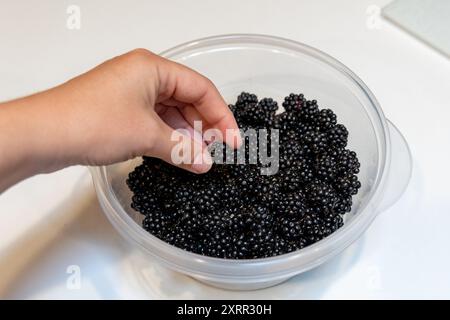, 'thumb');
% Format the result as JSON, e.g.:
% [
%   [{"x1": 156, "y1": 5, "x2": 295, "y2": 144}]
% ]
[{"x1": 148, "y1": 119, "x2": 213, "y2": 174}]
